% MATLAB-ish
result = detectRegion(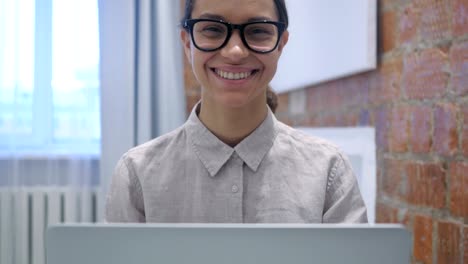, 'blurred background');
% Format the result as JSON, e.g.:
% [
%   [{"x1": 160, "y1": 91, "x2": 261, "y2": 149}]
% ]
[{"x1": 0, "y1": 0, "x2": 466, "y2": 264}]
